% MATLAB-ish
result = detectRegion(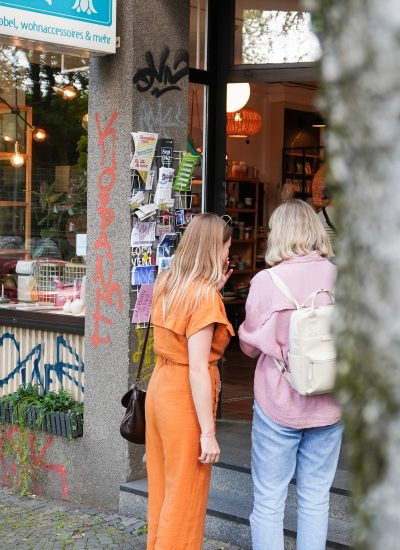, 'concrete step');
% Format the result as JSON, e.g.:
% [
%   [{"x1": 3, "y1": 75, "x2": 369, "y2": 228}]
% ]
[
  {"x1": 213, "y1": 463, "x2": 352, "y2": 523},
  {"x1": 120, "y1": 474, "x2": 353, "y2": 549}
]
